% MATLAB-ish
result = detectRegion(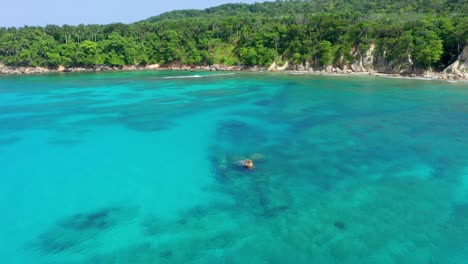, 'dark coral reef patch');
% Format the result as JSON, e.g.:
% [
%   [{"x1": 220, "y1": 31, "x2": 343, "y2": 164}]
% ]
[{"x1": 31, "y1": 205, "x2": 138, "y2": 254}]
